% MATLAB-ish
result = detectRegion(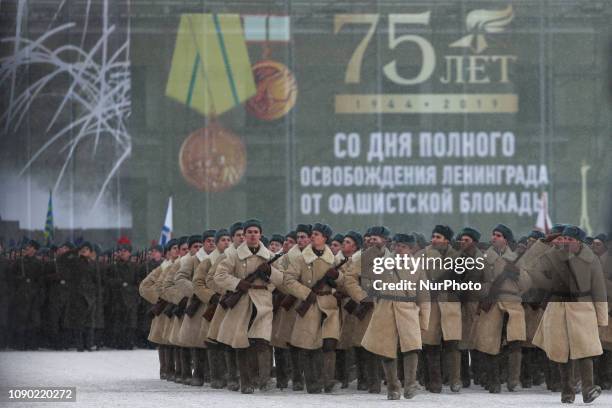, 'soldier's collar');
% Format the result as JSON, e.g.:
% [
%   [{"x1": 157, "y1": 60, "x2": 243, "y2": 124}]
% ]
[
  {"x1": 237, "y1": 241, "x2": 271, "y2": 261},
  {"x1": 302, "y1": 244, "x2": 334, "y2": 265}
]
